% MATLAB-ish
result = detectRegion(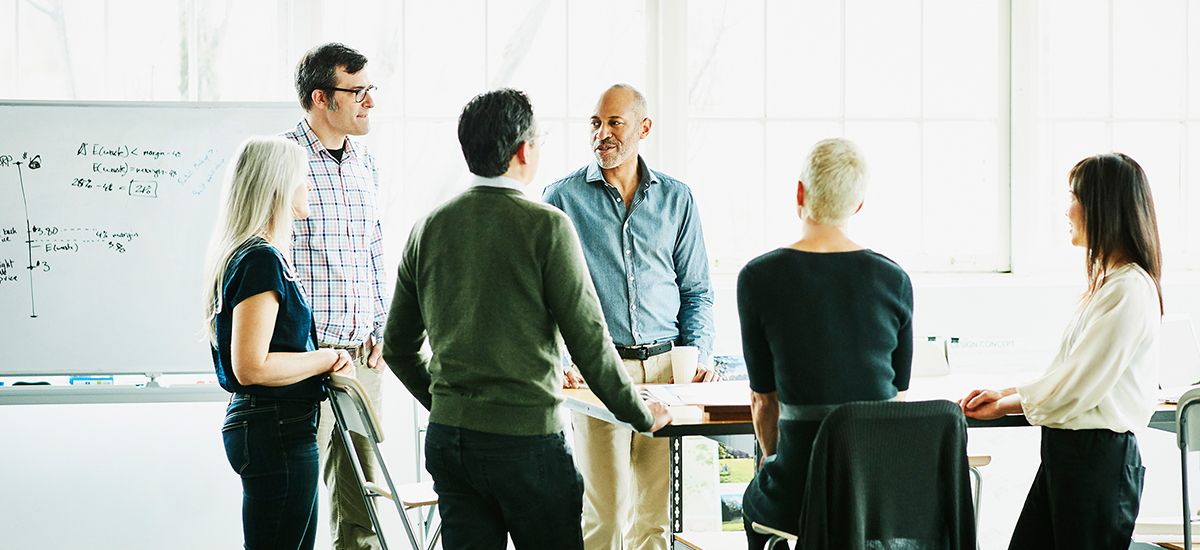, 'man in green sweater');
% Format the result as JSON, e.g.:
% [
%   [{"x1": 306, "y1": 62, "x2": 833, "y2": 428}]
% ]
[{"x1": 382, "y1": 88, "x2": 672, "y2": 550}]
